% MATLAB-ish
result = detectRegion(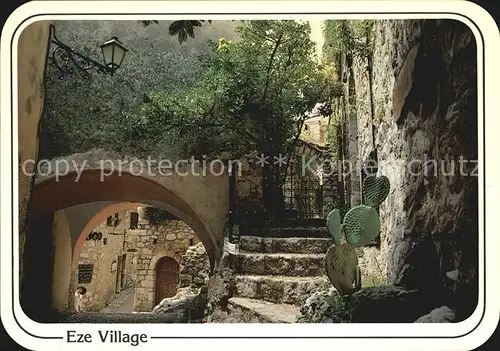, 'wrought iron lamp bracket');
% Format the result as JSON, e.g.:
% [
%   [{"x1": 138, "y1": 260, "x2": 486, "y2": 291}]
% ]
[{"x1": 48, "y1": 24, "x2": 114, "y2": 78}]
